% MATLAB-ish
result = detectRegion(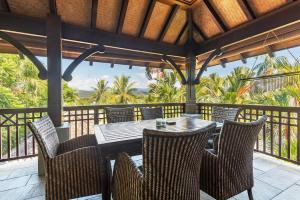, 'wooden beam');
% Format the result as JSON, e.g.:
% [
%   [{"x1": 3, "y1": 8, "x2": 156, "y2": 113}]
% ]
[
  {"x1": 203, "y1": 0, "x2": 228, "y2": 32},
  {"x1": 158, "y1": 5, "x2": 179, "y2": 41},
  {"x1": 175, "y1": 22, "x2": 187, "y2": 44},
  {"x1": 187, "y1": 9, "x2": 193, "y2": 42},
  {"x1": 0, "y1": 12, "x2": 186, "y2": 56},
  {"x1": 193, "y1": 22, "x2": 207, "y2": 41},
  {"x1": 48, "y1": 0, "x2": 57, "y2": 14},
  {"x1": 0, "y1": 0, "x2": 10, "y2": 12},
  {"x1": 240, "y1": 53, "x2": 247, "y2": 64},
  {"x1": 91, "y1": 0, "x2": 98, "y2": 29},
  {"x1": 195, "y1": 1, "x2": 300, "y2": 55},
  {"x1": 237, "y1": 0, "x2": 256, "y2": 20},
  {"x1": 47, "y1": 14, "x2": 62, "y2": 127},
  {"x1": 116, "y1": 0, "x2": 129, "y2": 33},
  {"x1": 139, "y1": 0, "x2": 156, "y2": 37}
]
